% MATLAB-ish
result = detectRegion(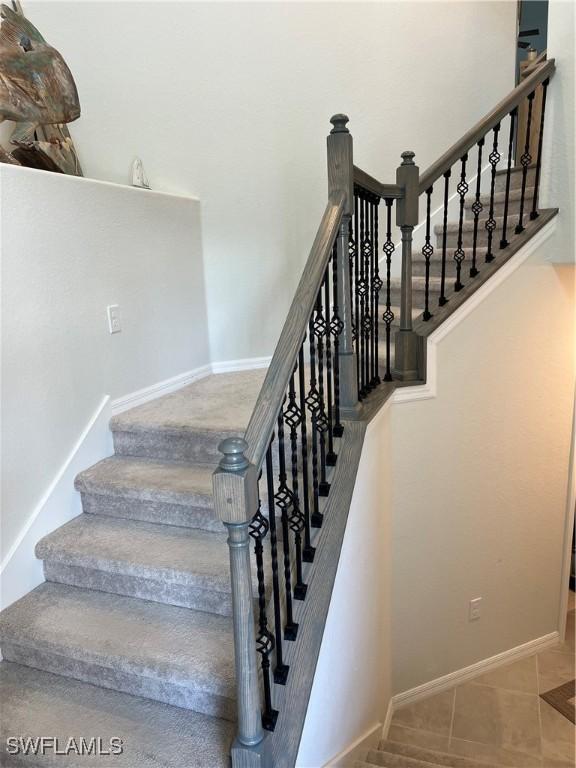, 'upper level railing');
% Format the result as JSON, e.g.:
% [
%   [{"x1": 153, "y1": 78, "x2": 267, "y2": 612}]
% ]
[{"x1": 212, "y1": 55, "x2": 555, "y2": 767}]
